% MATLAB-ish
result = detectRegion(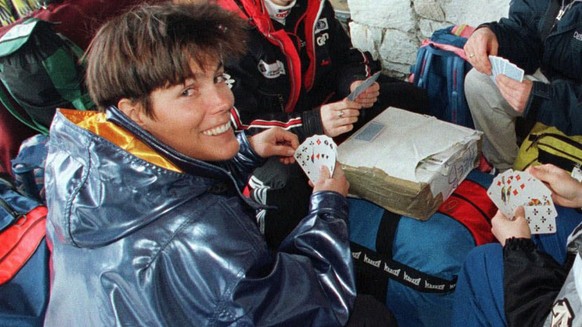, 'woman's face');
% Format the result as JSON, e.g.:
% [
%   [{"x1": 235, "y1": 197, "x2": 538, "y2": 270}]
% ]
[{"x1": 132, "y1": 59, "x2": 239, "y2": 162}]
